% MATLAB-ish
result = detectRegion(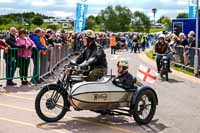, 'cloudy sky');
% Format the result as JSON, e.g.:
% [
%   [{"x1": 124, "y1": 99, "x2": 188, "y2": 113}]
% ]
[{"x1": 0, "y1": 0, "x2": 192, "y2": 20}]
